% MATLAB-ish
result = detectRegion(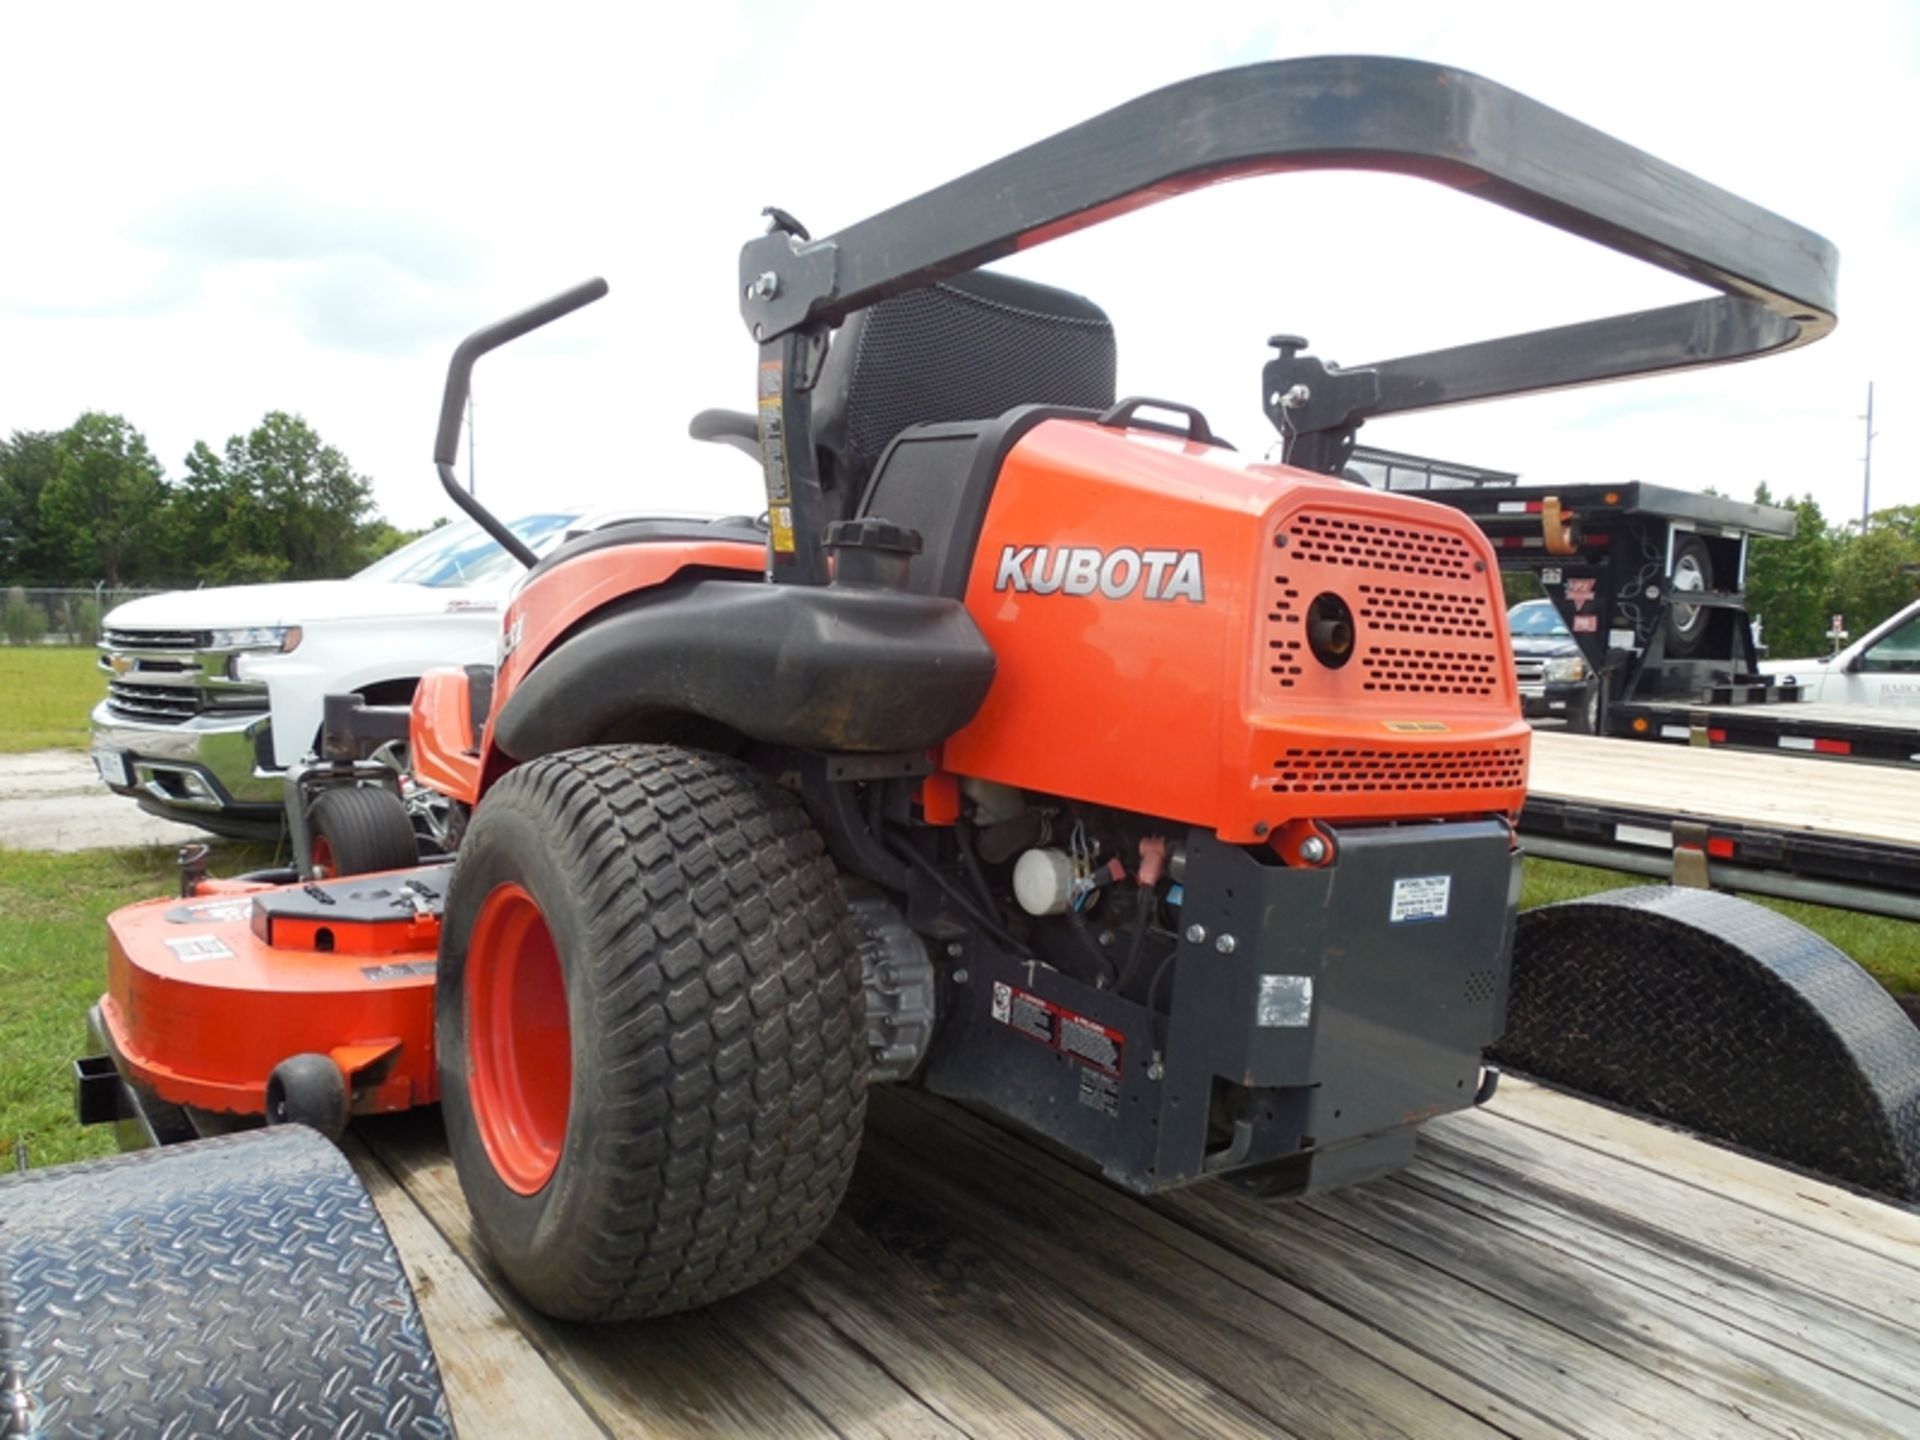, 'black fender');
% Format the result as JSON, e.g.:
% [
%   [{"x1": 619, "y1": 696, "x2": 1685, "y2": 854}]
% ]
[
  {"x1": 1496, "y1": 886, "x2": 1920, "y2": 1199},
  {"x1": 494, "y1": 577, "x2": 996, "y2": 758}
]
